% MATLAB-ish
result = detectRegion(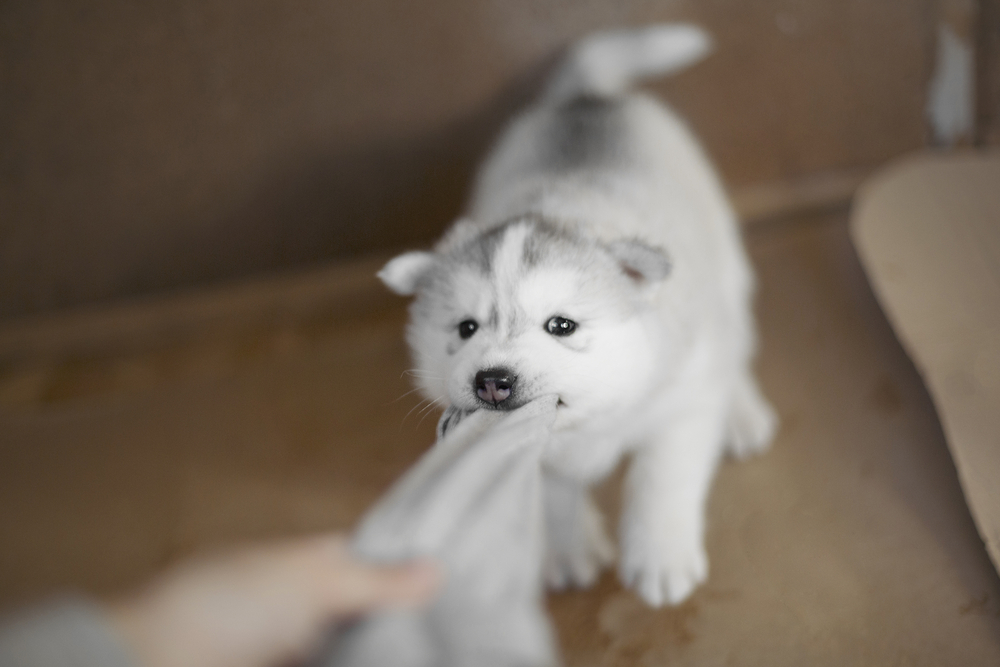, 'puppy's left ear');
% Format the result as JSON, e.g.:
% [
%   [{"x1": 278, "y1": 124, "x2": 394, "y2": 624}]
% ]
[
  {"x1": 606, "y1": 239, "x2": 671, "y2": 290},
  {"x1": 378, "y1": 251, "x2": 436, "y2": 296}
]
